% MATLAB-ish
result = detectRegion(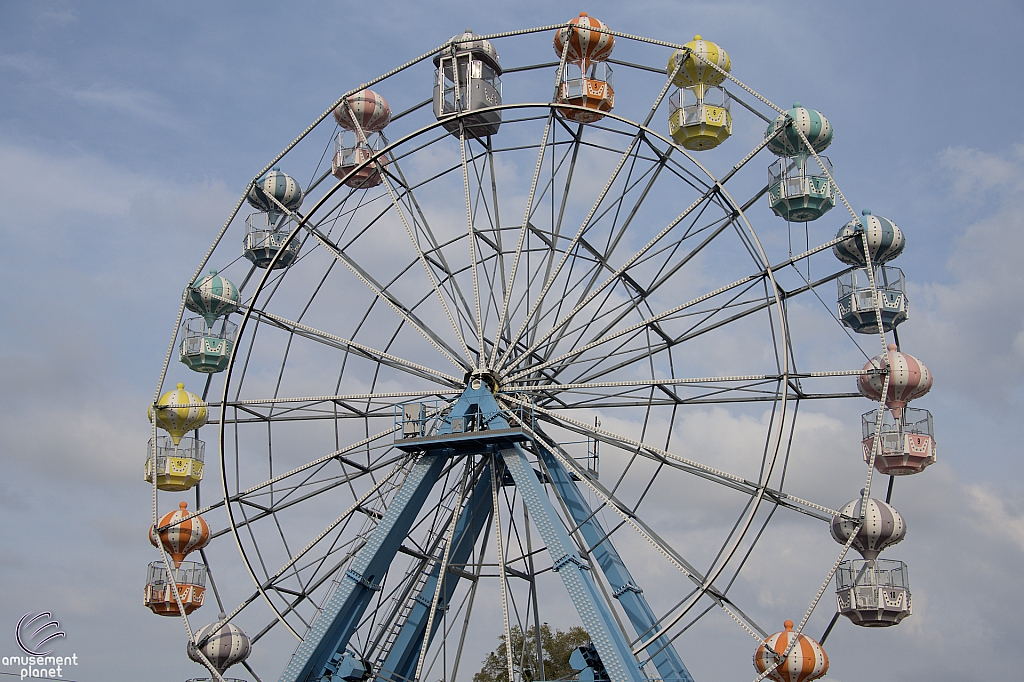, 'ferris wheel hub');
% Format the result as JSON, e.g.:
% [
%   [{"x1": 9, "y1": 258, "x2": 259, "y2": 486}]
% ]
[{"x1": 464, "y1": 368, "x2": 500, "y2": 393}]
